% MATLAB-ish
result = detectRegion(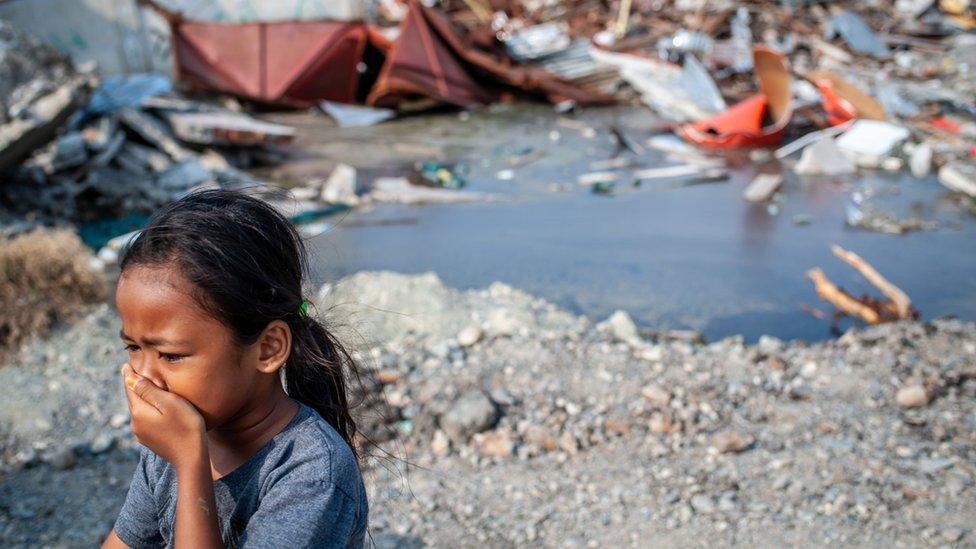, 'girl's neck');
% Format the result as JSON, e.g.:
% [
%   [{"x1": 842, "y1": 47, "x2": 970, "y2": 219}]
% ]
[{"x1": 207, "y1": 384, "x2": 299, "y2": 459}]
